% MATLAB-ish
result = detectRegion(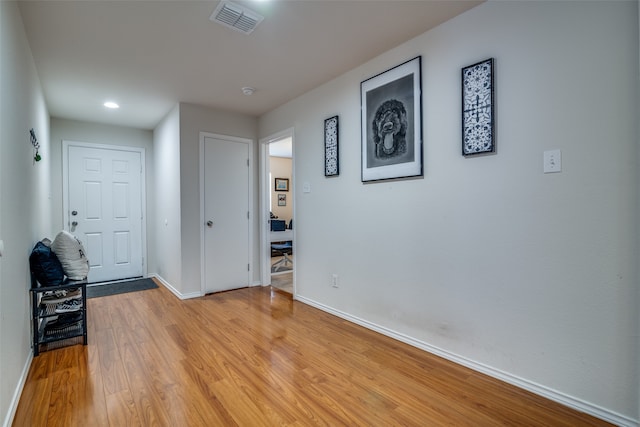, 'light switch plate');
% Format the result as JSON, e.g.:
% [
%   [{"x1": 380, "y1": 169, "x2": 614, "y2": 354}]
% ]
[
  {"x1": 544, "y1": 149, "x2": 562, "y2": 173},
  {"x1": 303, "y1": 182, "x2": 311, "y2": 193}
]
